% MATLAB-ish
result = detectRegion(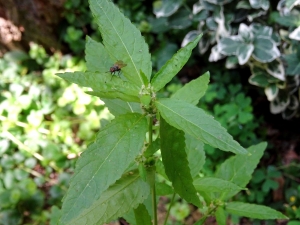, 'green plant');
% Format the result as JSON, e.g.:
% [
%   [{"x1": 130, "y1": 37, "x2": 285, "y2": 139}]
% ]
[
  {"x1": 53, "y1": 1, "x2": 288, "y2": 224},
  {"x1": 151, "y1": 0, "x2": 300, "y2": 119}
]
